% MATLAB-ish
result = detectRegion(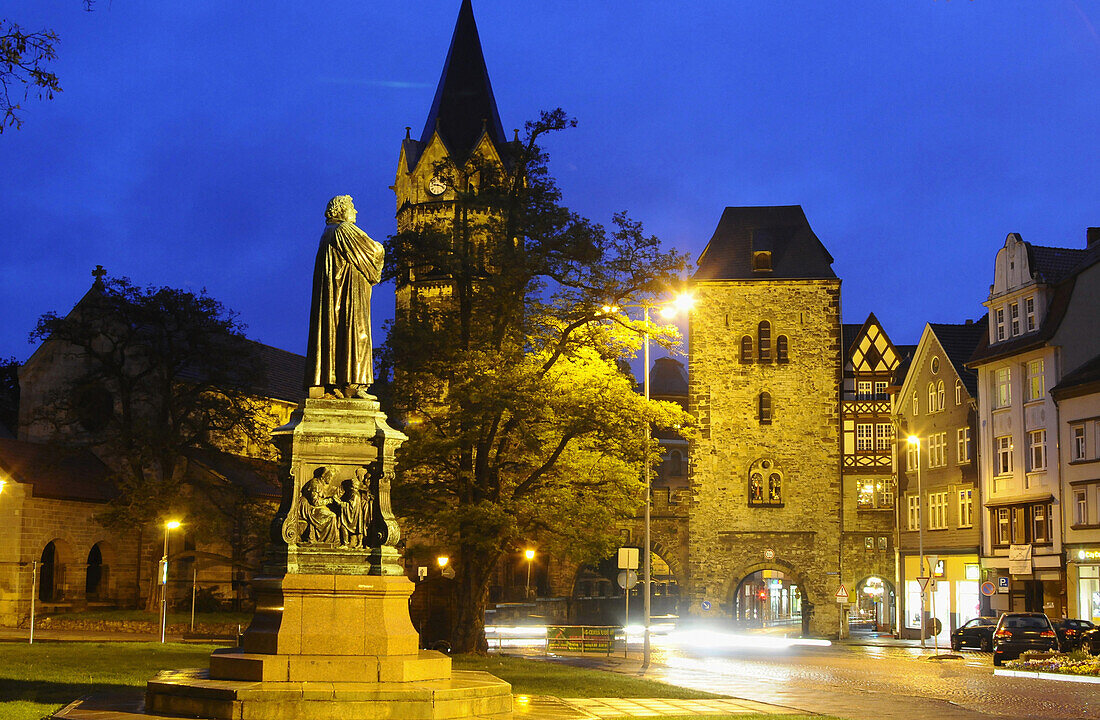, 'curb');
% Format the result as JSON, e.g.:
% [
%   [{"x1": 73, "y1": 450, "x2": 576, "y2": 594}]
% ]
[{"x1": 994, "y1": 668, "x2": 1100, "y2": 684}]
